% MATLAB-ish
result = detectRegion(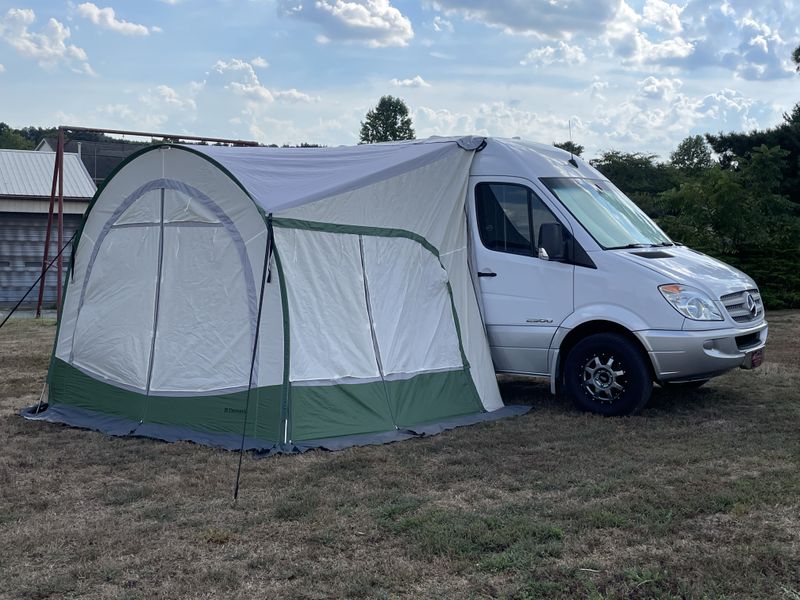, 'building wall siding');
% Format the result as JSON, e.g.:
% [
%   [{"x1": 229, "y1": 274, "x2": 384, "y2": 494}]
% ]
[{"x1": 0, "y1": 212, "x2": 82, "y2": 306}]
